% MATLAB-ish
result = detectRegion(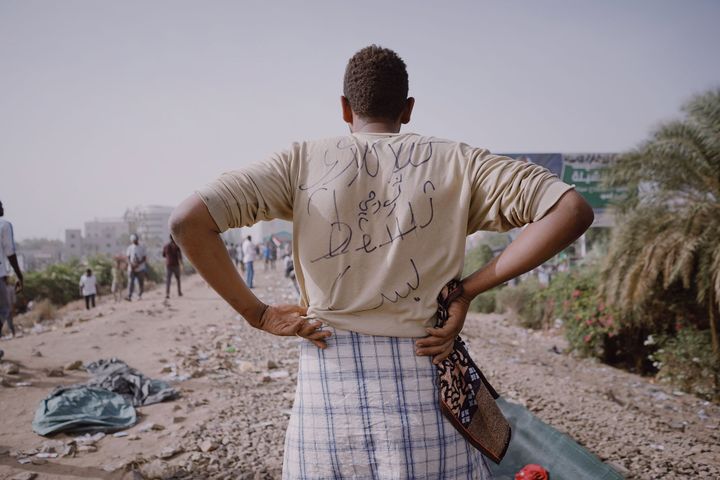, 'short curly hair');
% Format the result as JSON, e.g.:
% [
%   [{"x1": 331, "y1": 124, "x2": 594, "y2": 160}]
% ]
[{"x1": 343, "y1": 45, "x2": 409, "y2": 120}]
